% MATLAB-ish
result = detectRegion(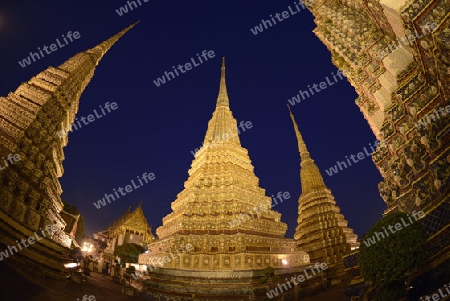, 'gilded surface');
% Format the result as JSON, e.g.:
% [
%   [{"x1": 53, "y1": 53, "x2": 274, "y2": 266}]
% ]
[
  {"x1": 288, "y1": 108, "x2": 359, "y2": 265},
  {"x1": 139, "y1": 59, "x2": 310, "y2": 270},
  {"x1": 306, "y1": 0, "x2": 450, "y2": 221},
  {"x1": 0, "y1": 23, "x2": 137, "y2": 249}
]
